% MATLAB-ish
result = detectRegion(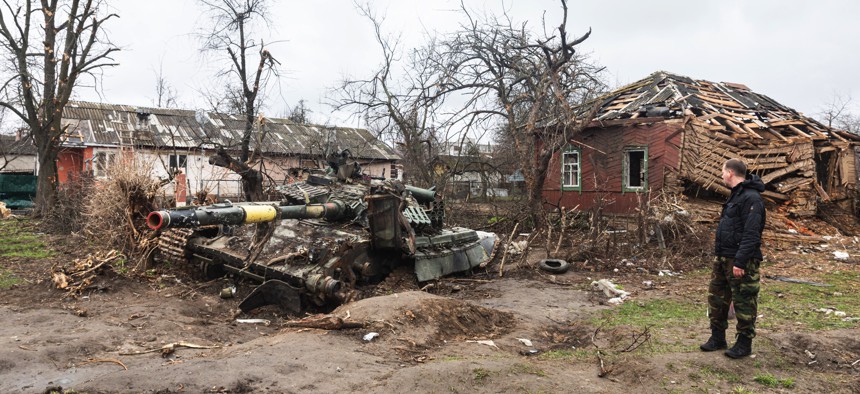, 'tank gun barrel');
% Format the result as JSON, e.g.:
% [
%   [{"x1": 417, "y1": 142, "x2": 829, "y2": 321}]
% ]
[{"x1": 147, "y1": 201, "x2": 347, "y2": 230}]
